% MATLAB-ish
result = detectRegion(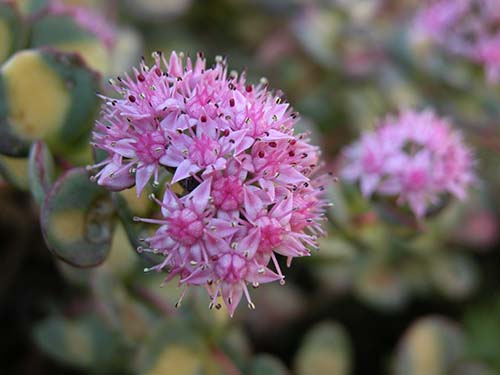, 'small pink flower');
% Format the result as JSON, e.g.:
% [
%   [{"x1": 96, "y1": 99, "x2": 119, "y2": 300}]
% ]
[
  {"x1": 342, "y1": 109, "x2": 474, "y2": 218},
  {"x1": 413, "y1": 0, "x2": 500, "y2": 84},
  {"x1": 92, "y1": 52, "x2": 331, "y2": 316}
]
